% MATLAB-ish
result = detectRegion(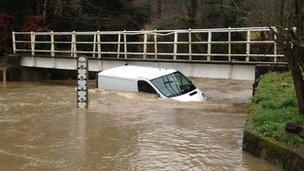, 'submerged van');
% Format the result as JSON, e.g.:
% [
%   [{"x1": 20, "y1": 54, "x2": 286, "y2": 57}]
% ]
[{"x1": 97, "y1": 65, "x2": 206, "y2": 102}]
